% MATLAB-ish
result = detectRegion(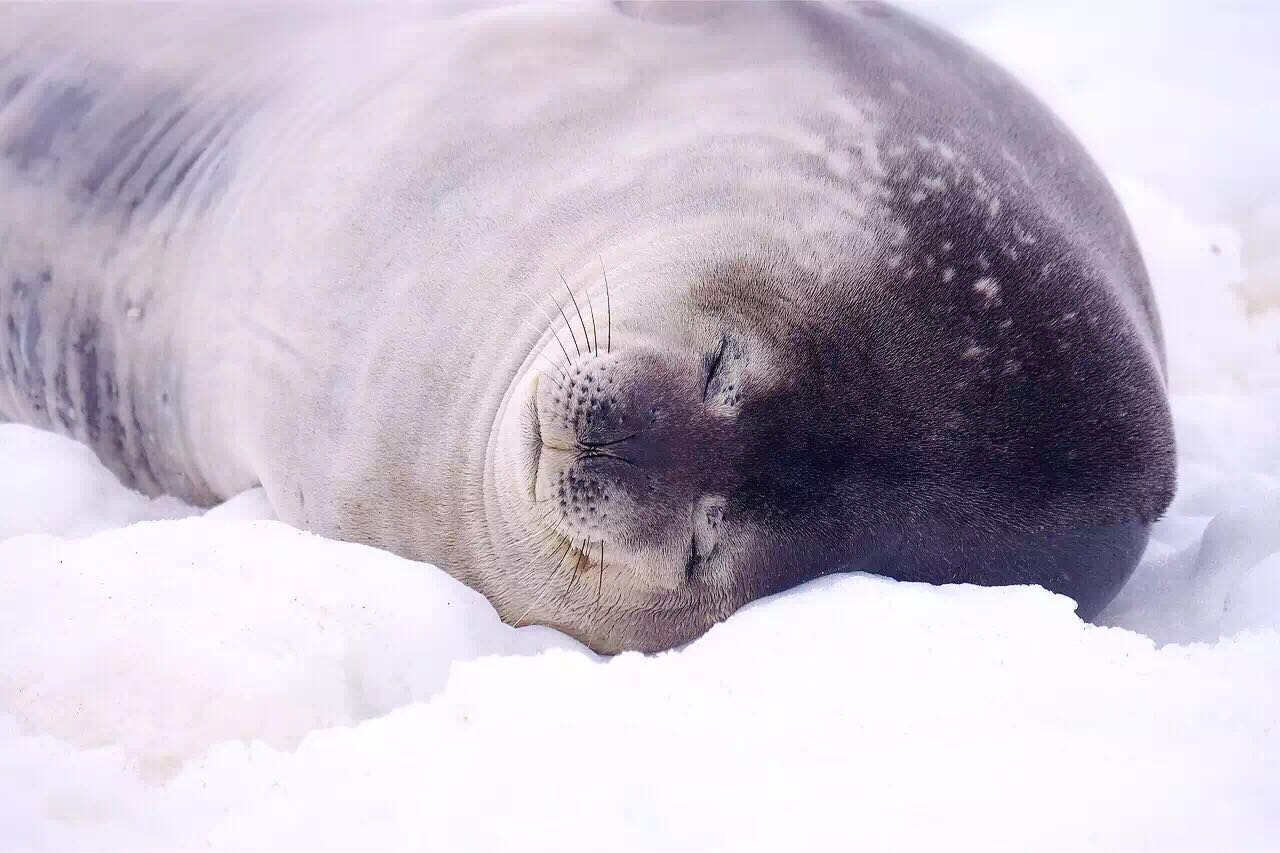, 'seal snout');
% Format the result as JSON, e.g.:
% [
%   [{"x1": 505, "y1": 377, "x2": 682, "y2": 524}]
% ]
[{"x1": 529, "y1": 344, "x2": 728, "y2": 577}]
